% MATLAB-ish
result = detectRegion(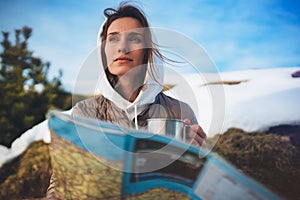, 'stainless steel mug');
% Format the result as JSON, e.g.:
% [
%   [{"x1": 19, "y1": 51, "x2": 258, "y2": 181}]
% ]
[{"x1": 147, "y1": 118, "x2": 192, "y2": 142}]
